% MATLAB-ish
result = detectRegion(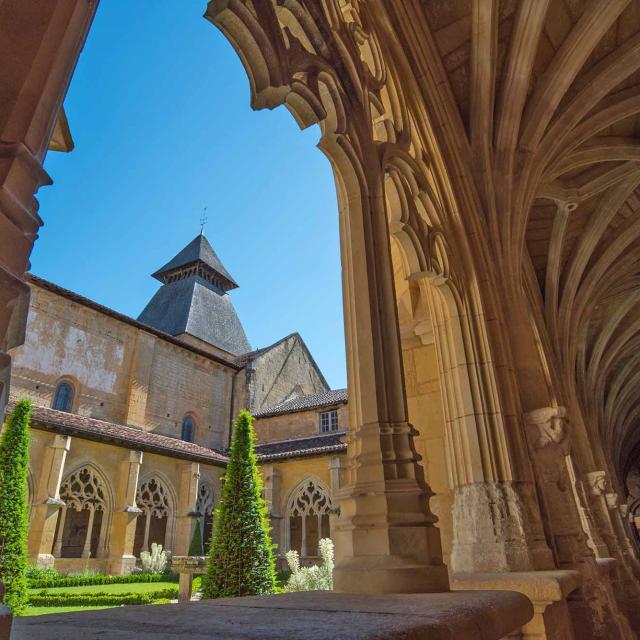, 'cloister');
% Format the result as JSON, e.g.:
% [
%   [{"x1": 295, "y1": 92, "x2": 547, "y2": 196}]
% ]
[{"x1": 3, "y1": 1, "x2": 640, "y2": 638}]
